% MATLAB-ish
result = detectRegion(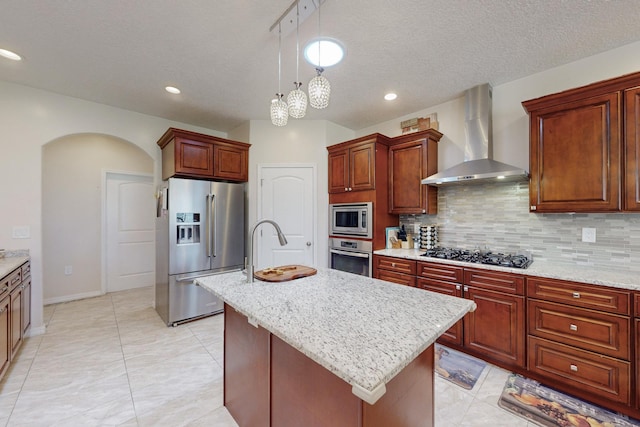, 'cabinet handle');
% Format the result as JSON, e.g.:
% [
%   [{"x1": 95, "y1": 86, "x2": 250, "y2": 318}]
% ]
[
  {"x1": 530, "y1": 205, "x2": 537, "y2": 211},
  {"x1": 570, "y1": 364, "x2": 578, "y2": 372},
  {"x1": 11, "y1": 276, "x2": 20, "y2": 285},
  {"x1": 456, "y1": 285, "x2": 461, "y2": 291},
  {"x1": 1, "y1": 286, "x2": 8, "y2": 293},
  {"x1": 572, "y1": 292, "x2": 580, "y2": 299},
  {"x1": 391, "y1": 262, "x2": 396, "y2": 267},
  {"x1": 348, "y1": 187, "x2": 352, "y2": 191},
  {"x1": 569, "y1": 324, "x2": 578, "y2": 331},
  {"x1": 344, "y1": 187, "x2": 348, "y2": 191},
  {"x1": 463, "y1": 286, "x2": 469, "y2": 293}
]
